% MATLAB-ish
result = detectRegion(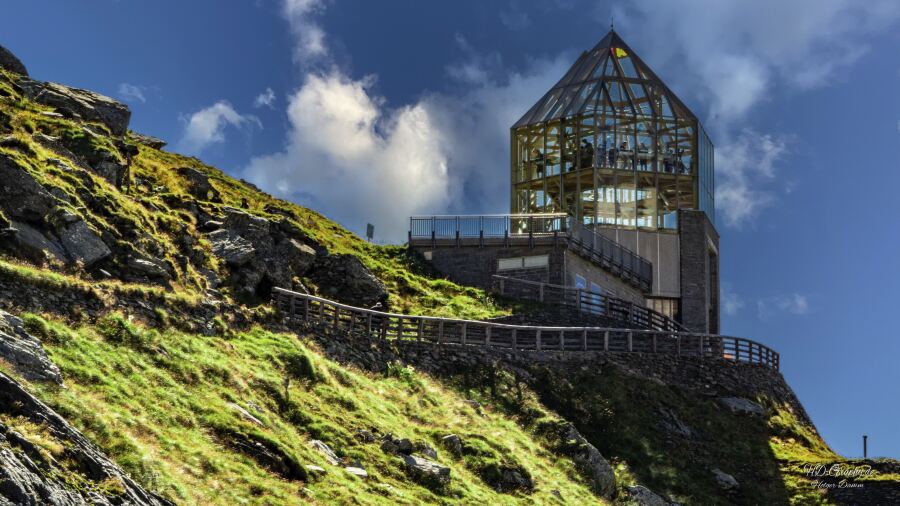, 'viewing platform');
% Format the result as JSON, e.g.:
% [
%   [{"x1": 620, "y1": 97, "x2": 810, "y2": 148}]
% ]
[{"x1": 408, "y1": 214, "x2": 653, "y2": 292}]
